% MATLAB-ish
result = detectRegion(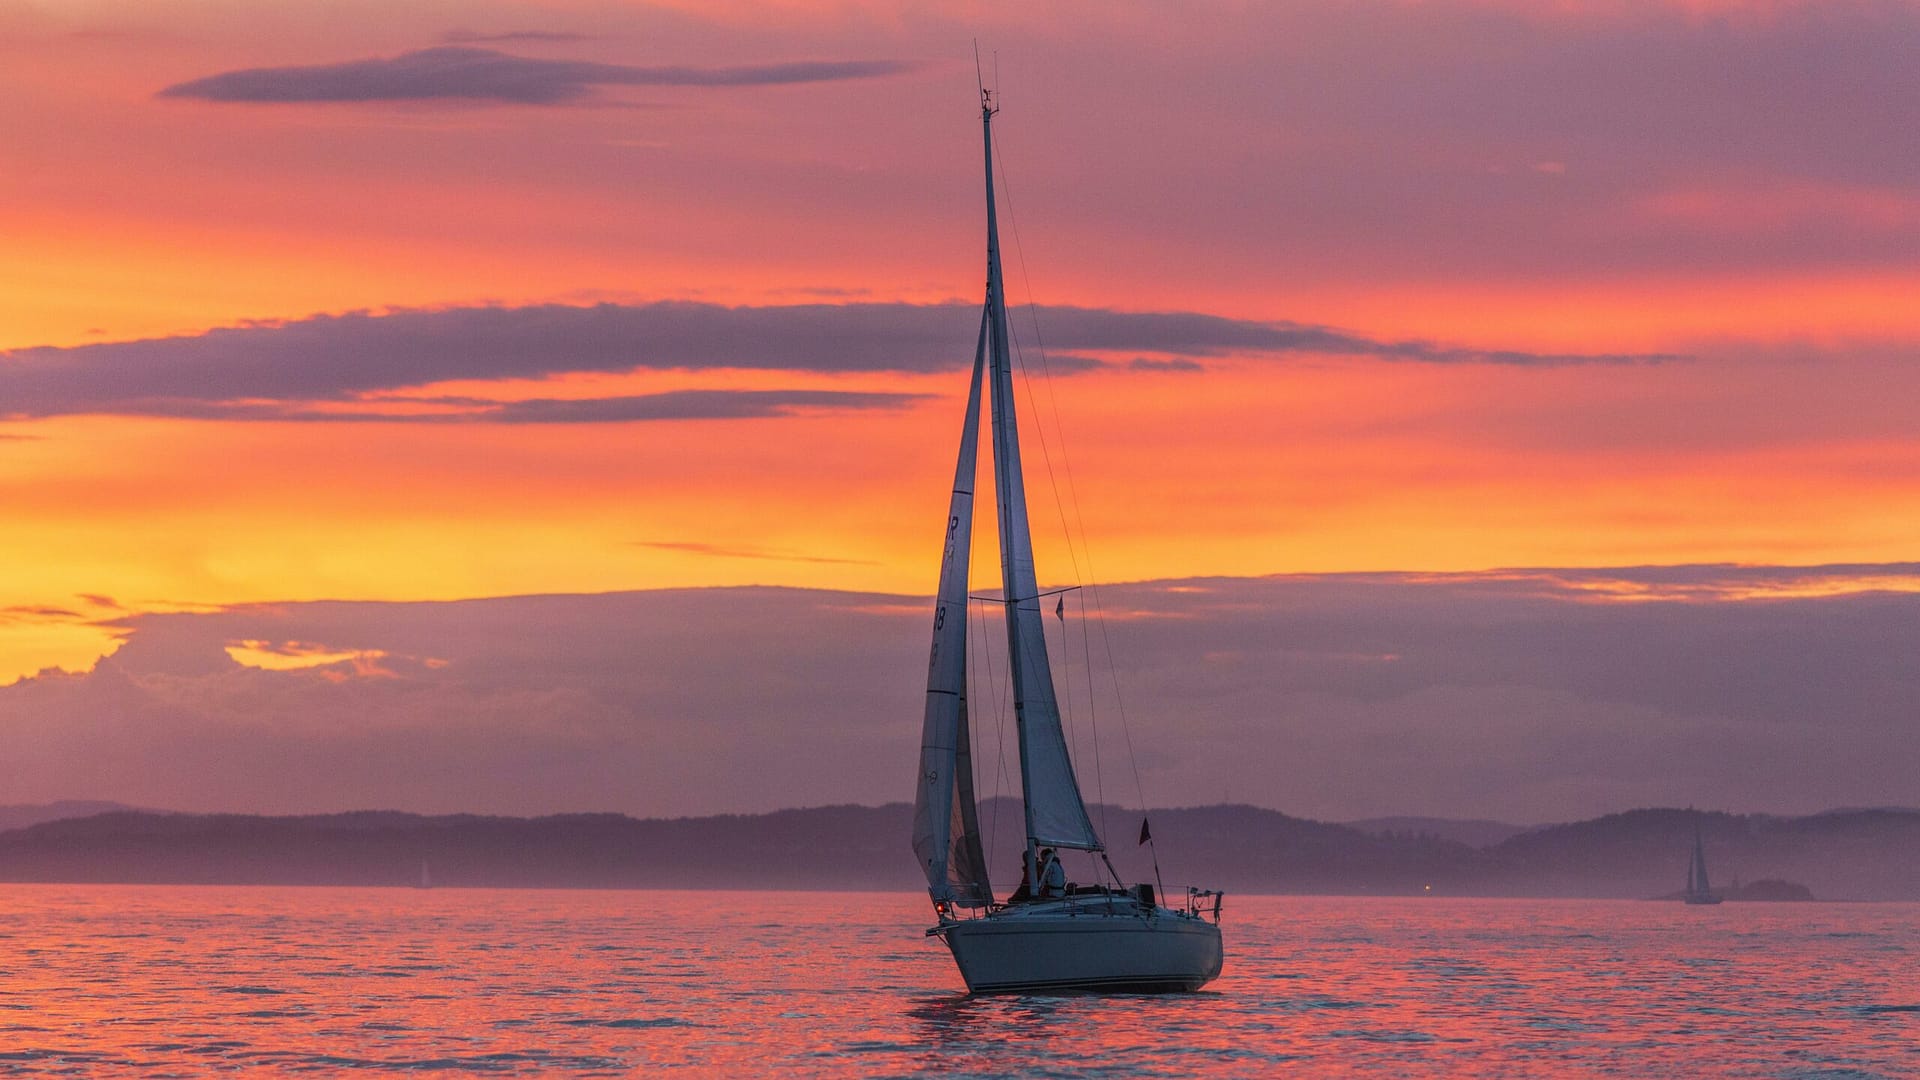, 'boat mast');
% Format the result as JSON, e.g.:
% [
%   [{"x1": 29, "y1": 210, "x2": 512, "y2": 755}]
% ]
[
  {"x1": 979, "y1": 88, "x2": 1041, "y2": 880},
  {"x1": 979, "y1": 88, "x2": 1105, "y2": 880}
]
